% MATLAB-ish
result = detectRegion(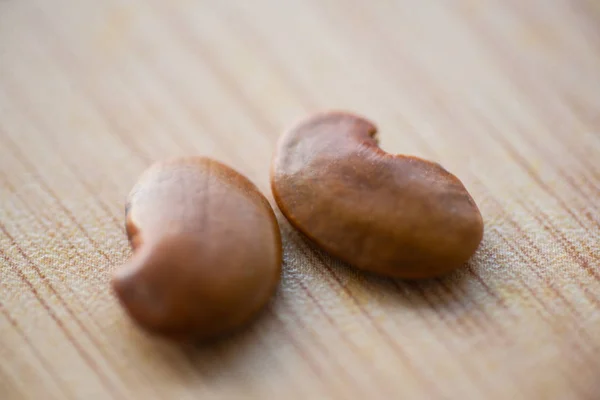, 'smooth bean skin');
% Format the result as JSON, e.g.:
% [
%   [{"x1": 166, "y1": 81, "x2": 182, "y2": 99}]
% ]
[
  {"x1": 271, "y1": 112, "x2": 484, "y2": 279},
  {"x1": 114, "y1": 157, "x2": 282, "y2": 341}
]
